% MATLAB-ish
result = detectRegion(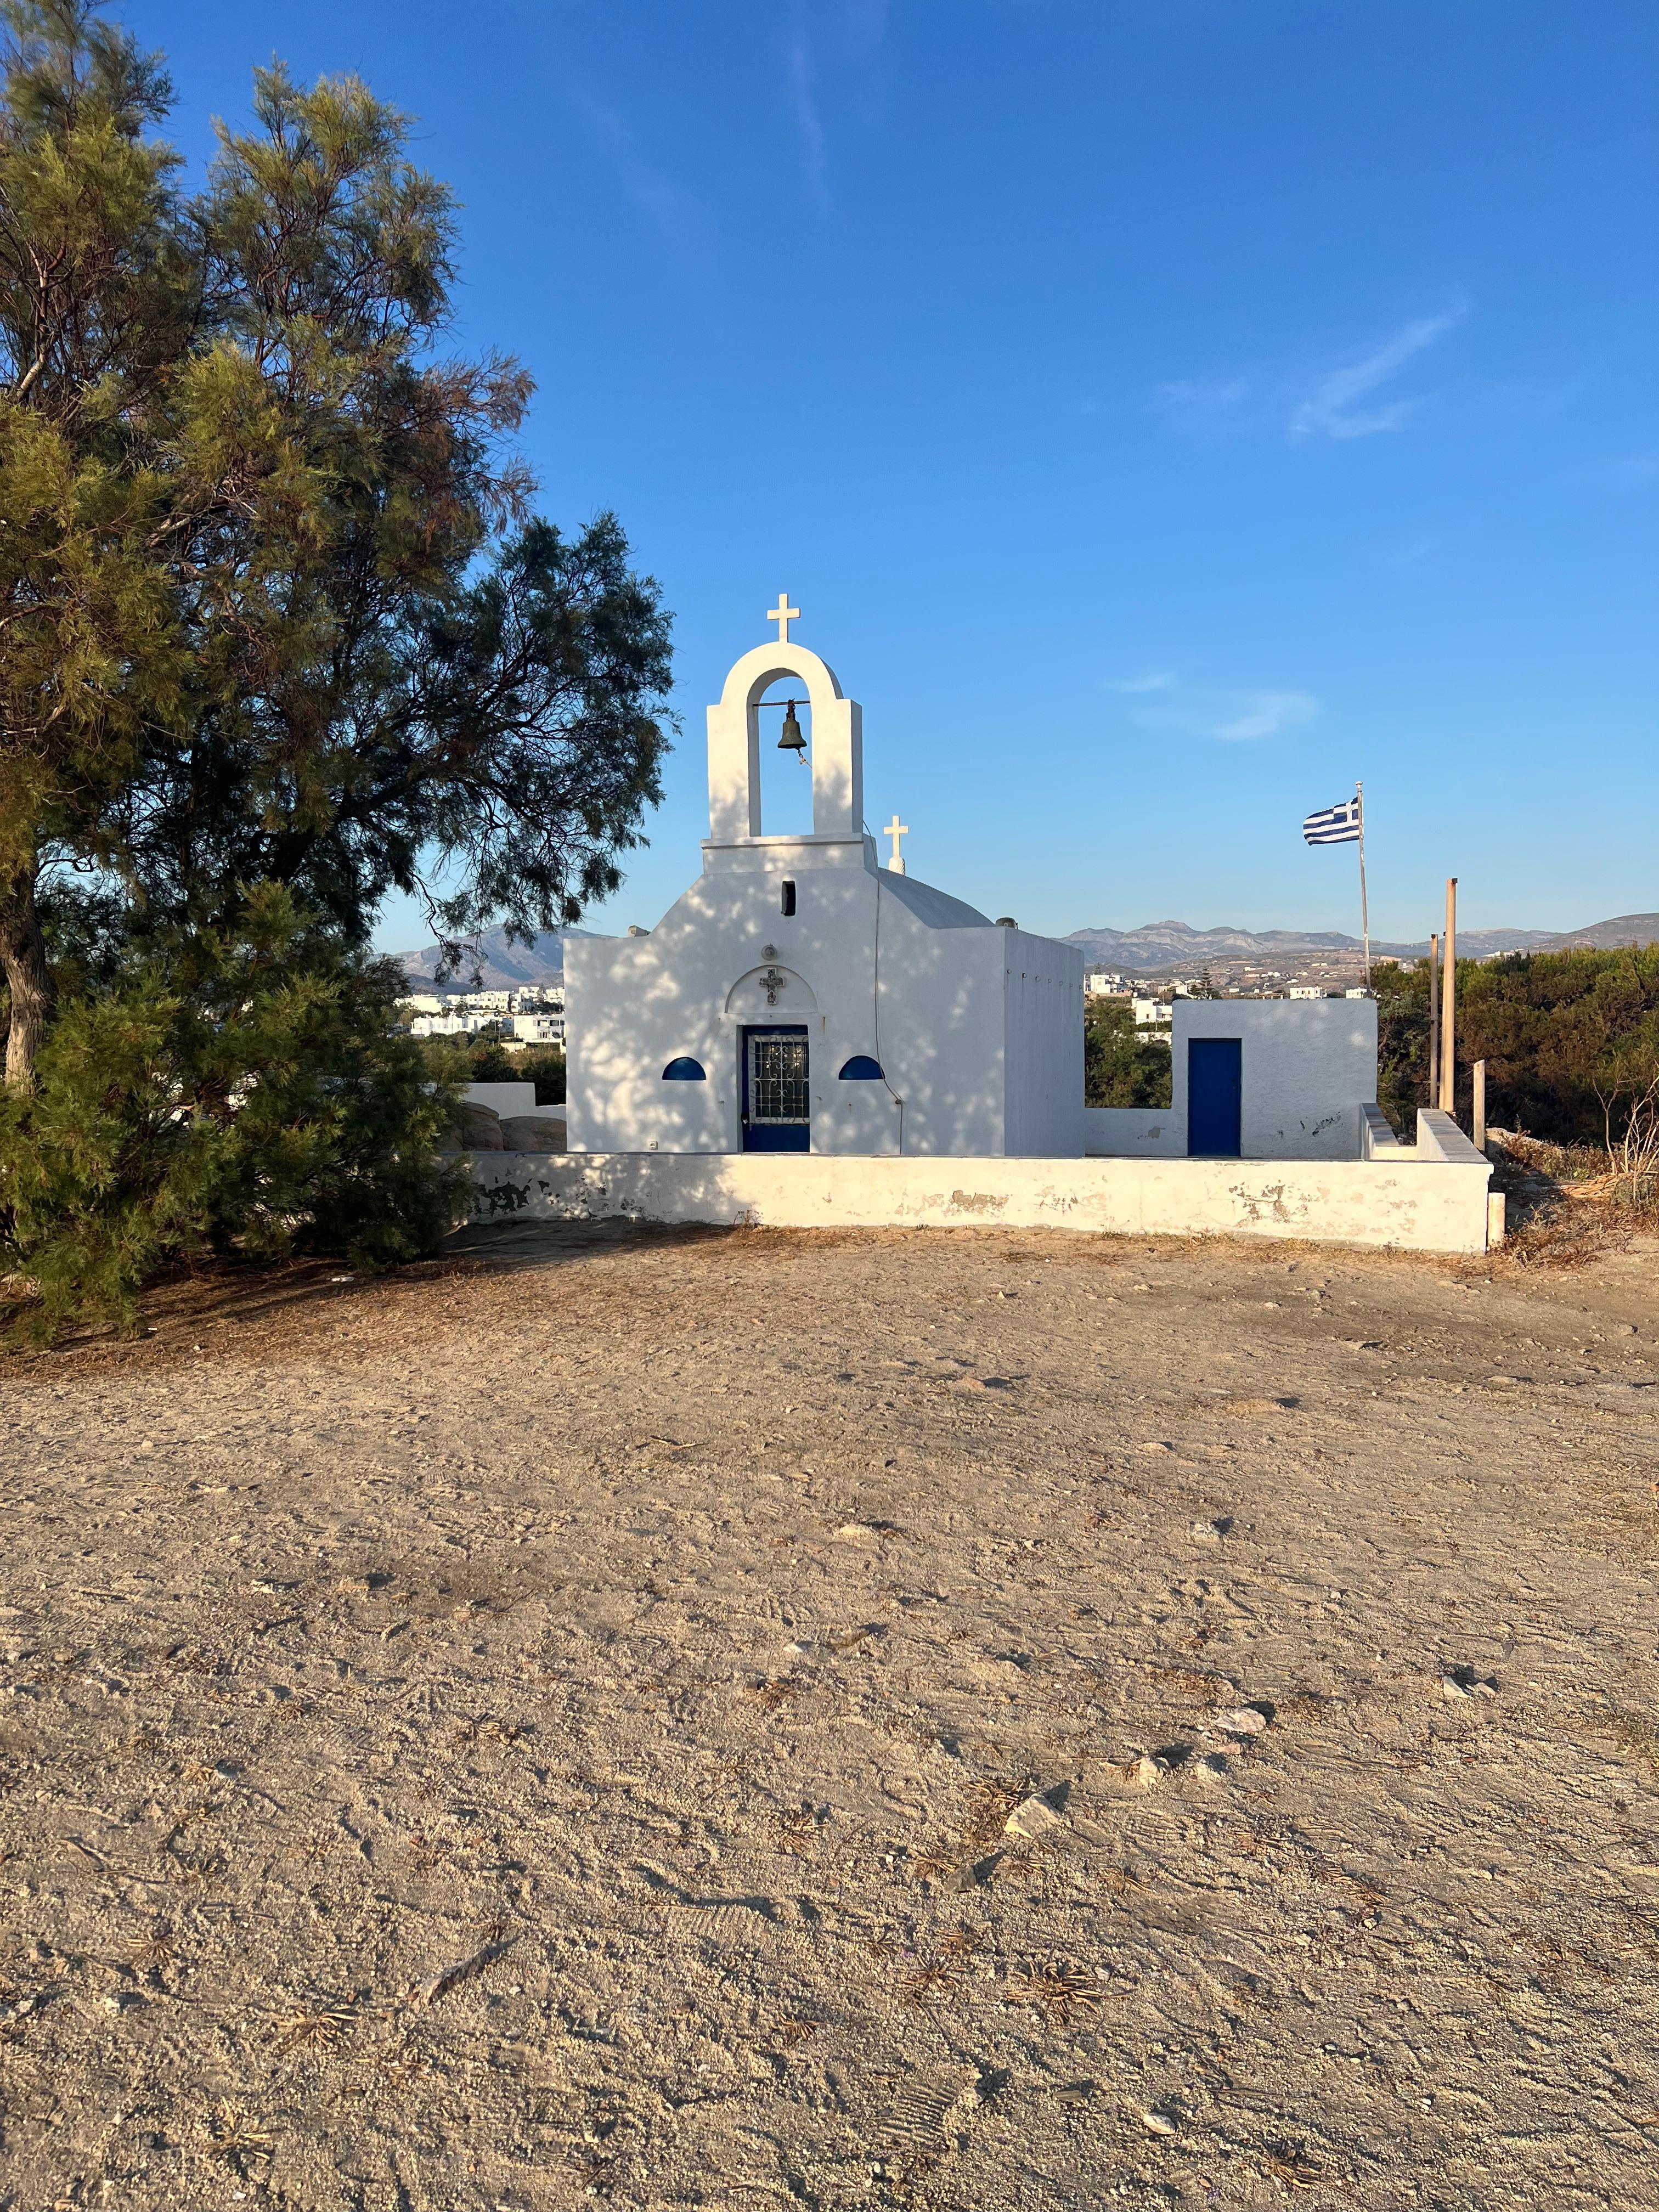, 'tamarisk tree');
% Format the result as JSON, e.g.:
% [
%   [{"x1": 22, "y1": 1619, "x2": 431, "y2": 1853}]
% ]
[{"x1": 0, "y1": 0, "x2": 673, "y2": 1090}]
